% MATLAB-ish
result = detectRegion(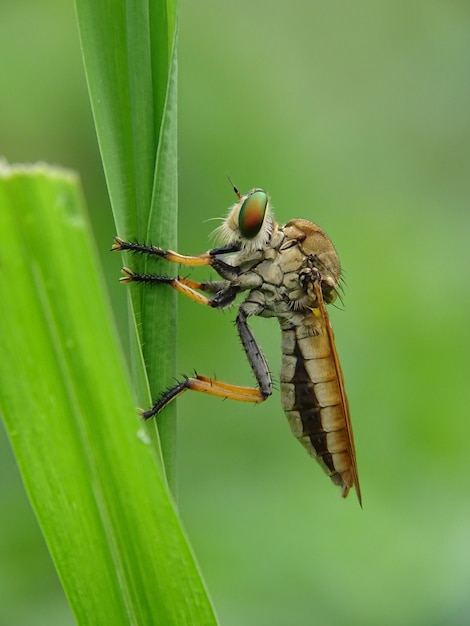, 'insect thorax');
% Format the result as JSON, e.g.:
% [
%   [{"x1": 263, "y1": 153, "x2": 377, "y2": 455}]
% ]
[{"x1": 230, "y1": 218, "x2": 341, "y2": 322}]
